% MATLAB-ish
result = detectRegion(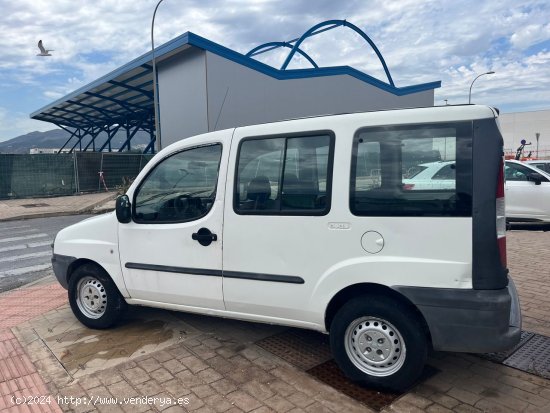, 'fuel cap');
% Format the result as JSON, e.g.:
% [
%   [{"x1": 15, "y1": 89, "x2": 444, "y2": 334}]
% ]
[{"x1": 361, "y1": 231, "x2": 384, "y2": 254}]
